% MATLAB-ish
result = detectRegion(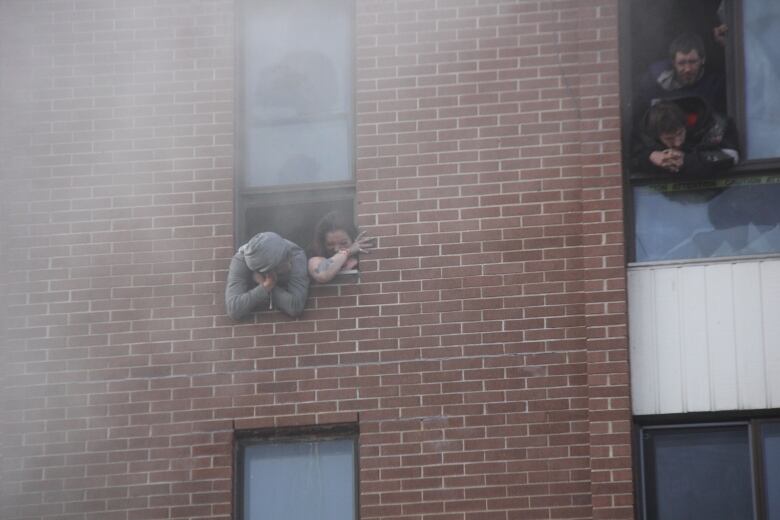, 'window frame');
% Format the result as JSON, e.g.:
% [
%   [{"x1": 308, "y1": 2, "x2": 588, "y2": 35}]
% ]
[
  {"x1": 634, "y1": 411, "x2": 780, "y2": 520},
  {"x1": 730, "y1": 0, "x2": 780, "y2": 168},
  {"x1": 233, "y1": 0, "x2": 358, "y2": 249},
  {"x1": 233, "y1": 422, "x2": 360, "y2": 520},
  {"x1": 619, "y1": 0, "x2": 780, "y2": 264}
]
